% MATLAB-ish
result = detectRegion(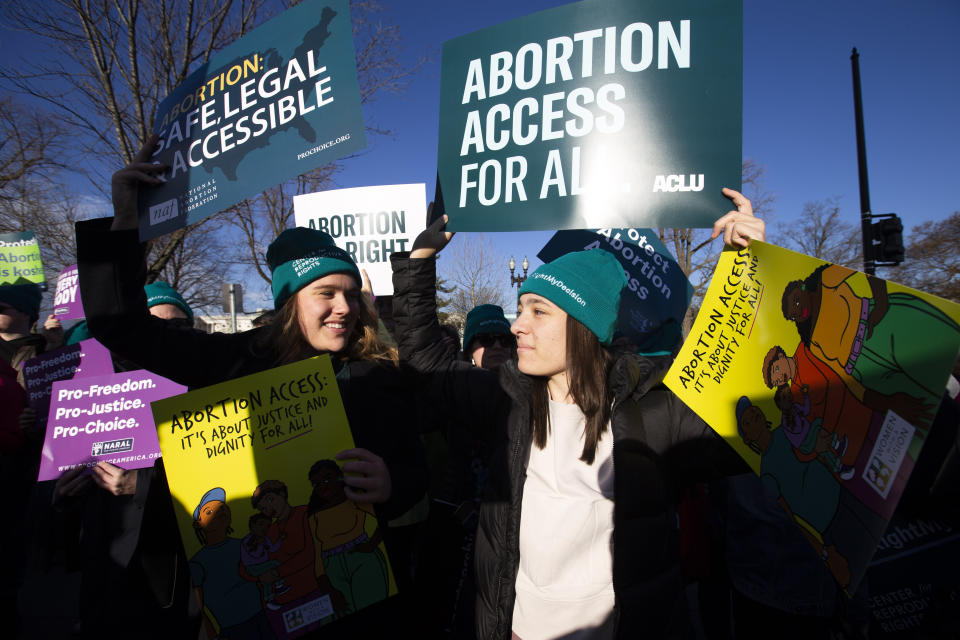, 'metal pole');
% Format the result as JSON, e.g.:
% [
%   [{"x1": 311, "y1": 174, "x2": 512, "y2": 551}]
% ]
[
  {"x1": 851, "y1": 48, "x2": 875, "y2": 275},
  {"x1": 229, "y1": 284, "x2": 237, "y2": 333}
]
